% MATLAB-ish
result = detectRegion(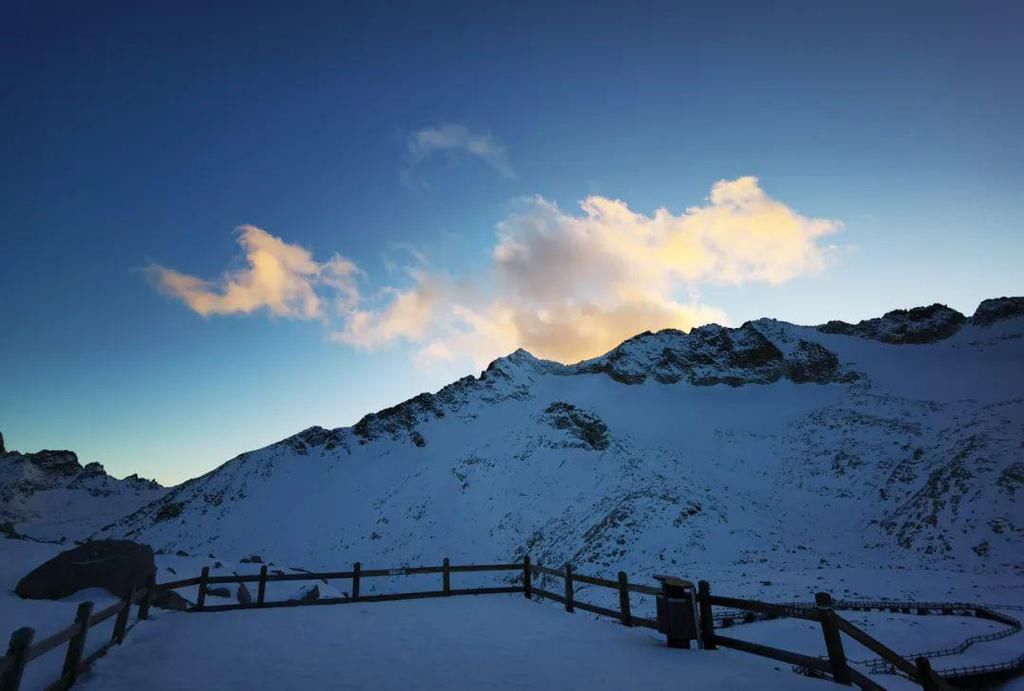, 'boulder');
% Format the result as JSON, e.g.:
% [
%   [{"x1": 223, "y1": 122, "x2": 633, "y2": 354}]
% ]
[
  {"x1": 152, "y1": 588, "x2": 190, "y2": 611},
  {"x1": 240, "y1": 554, "x2": 263, "y2": 564},
  {"x1": 15, "y1": 540, "x2": 156, "y2": 599},
  {"x1": 206, "y1": 586, "x2": 231, "y2": 598},
  {"x1": 237, "y1": 582, "x2": 252, "y2": 605},
  {"x1": 289, "y1": 584, "x2": 319, "y2": 602}
]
